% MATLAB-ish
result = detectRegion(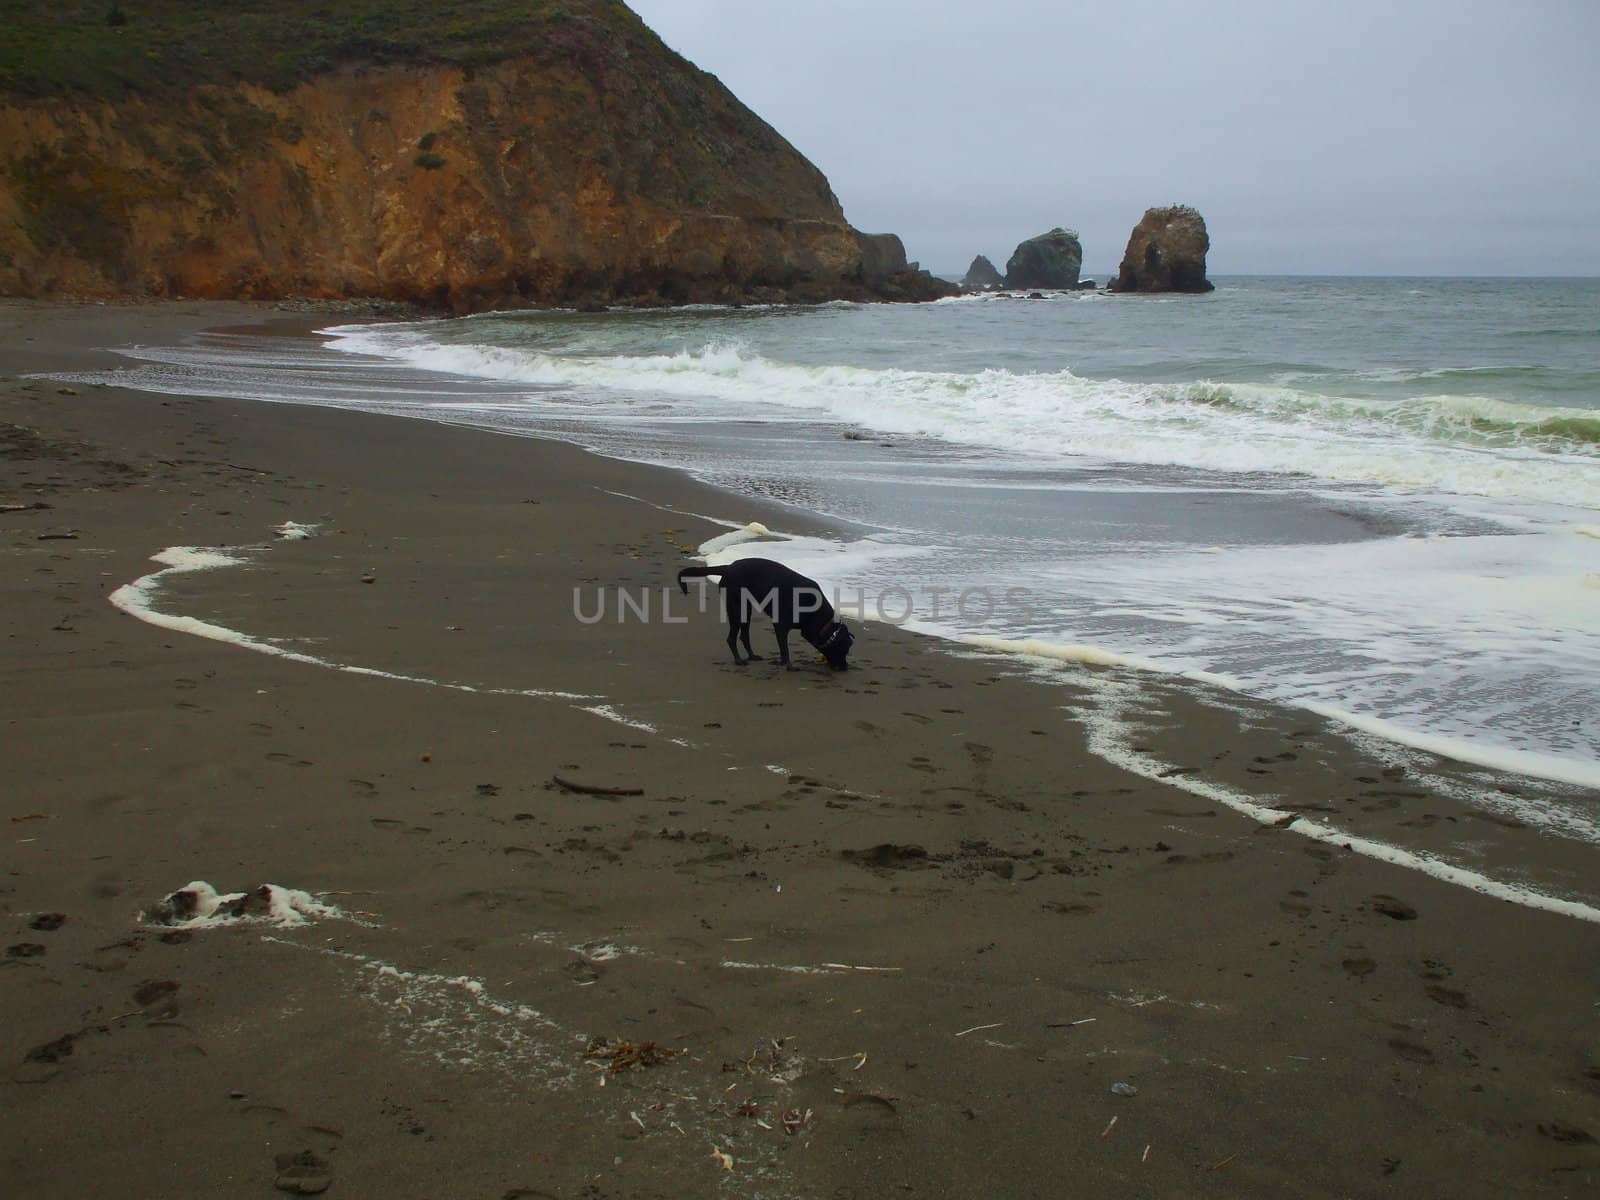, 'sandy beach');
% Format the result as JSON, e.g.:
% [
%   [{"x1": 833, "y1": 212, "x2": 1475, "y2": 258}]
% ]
[{"x1": 3, "y1": 300, "x2": 1598, "y2": 1198}]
